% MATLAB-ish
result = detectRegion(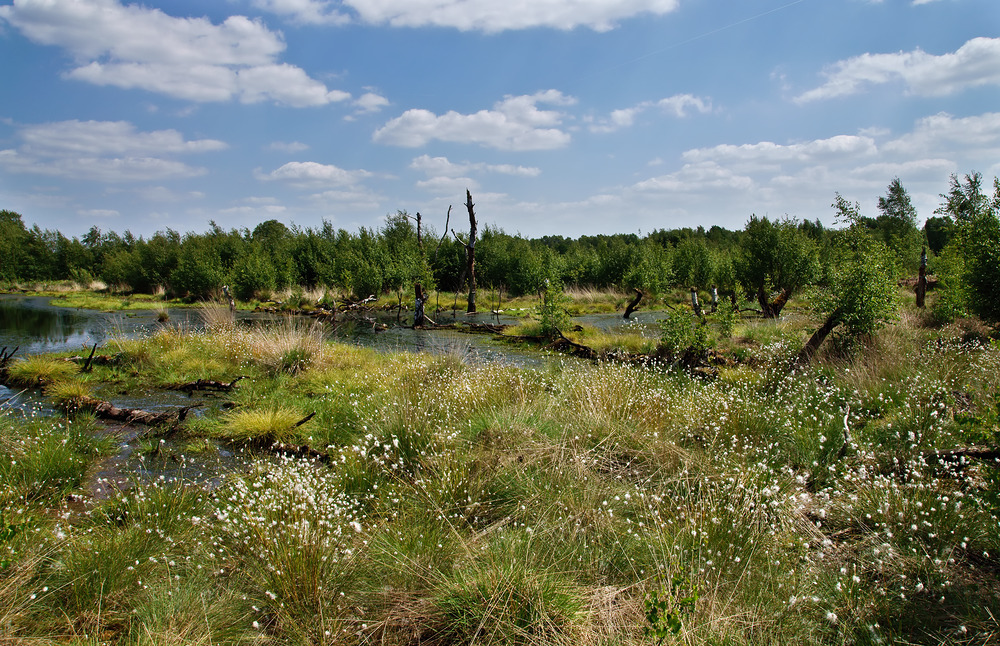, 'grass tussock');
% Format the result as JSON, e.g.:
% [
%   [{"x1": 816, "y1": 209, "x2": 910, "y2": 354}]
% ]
[
  {"x1": 4, "y1": 355, "x2": 79, "y2": 387},
  {"x1": 217, "y1": 406, "x2": 311, "y2": 444}
]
